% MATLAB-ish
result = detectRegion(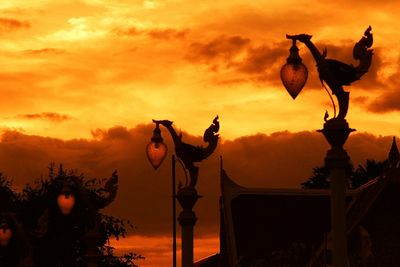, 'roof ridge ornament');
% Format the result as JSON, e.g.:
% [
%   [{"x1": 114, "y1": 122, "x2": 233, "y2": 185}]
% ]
[{"x1": 388, "y1": 136, "x2": 399, "y2": 168}]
